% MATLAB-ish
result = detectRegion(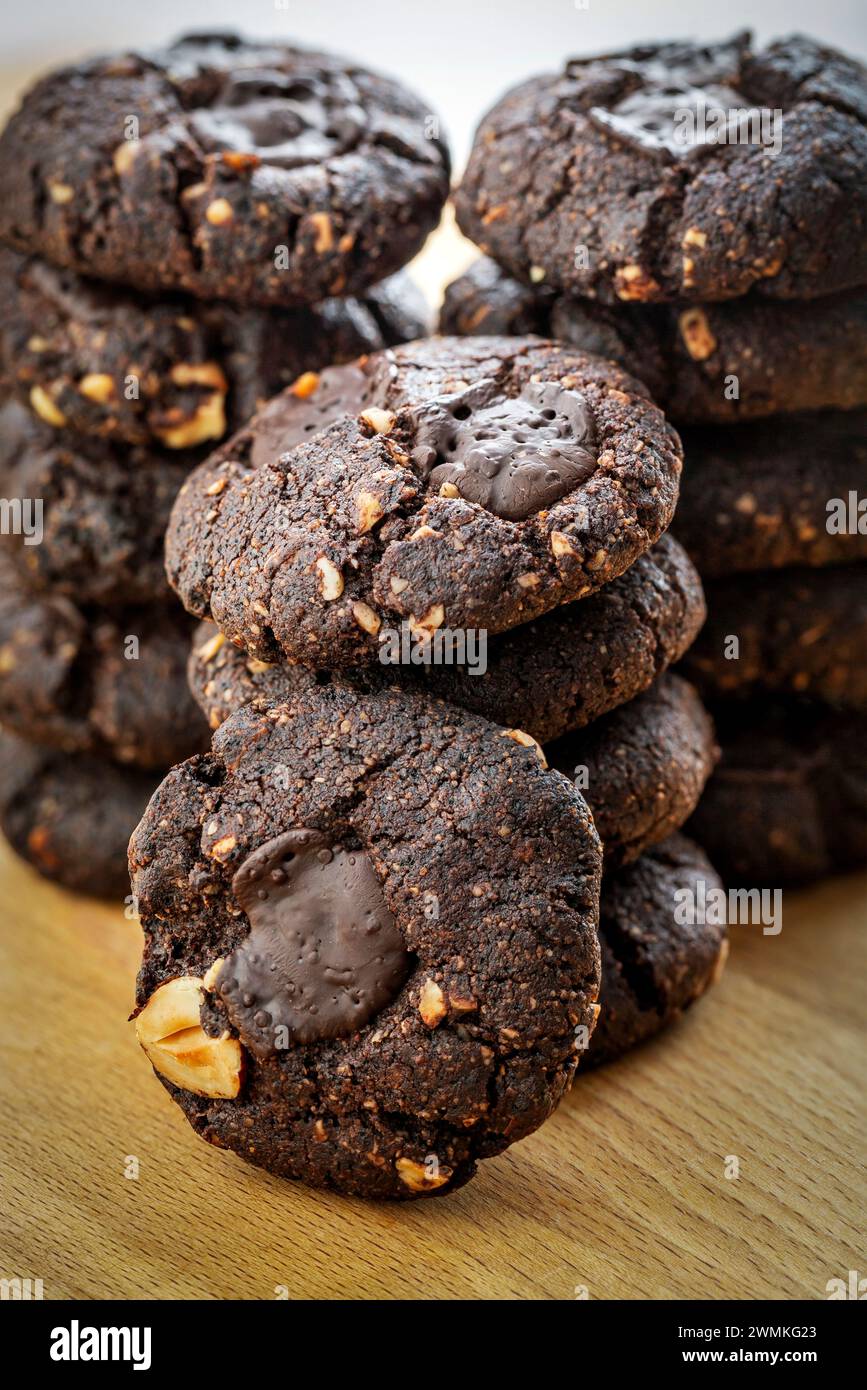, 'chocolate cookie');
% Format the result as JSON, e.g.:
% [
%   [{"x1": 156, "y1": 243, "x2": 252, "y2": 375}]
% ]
[
  {"x1": 687, "y1": 701, "x2": 867, "y2": 886},
  {"x1": 0, "y1": 247, "x2": 429, "y2": 450},
  {"x1": 188, "y1": 534, "x2": 705, "y2": 745},
  {"x1": 130, "y1": 683, "x2": 603, "y2": 1199},
  {"x1": 0, "y1": 399, "x2": 186, "y2": 604},
  {"x1": 167, "y1": 336, "x2": 683, "y2": 668},
  {"x1": 0, "y1": 732, "x2": 158, "y2": 897},
  {"x1": 0, "y1": 32, "x2": 450, "y2": 307},
  {"x1": 548, "y1": 675, "x2": 717, "y2": 866},
  {"x1": 676, "y1": 413, "x2": 867, "y2": 575},
  {"x1": 681, "y1": 564, "x2": 867, "y2": 710},
  {"x1": 456, "y1": 33, "x2": 867, "y2": 304},
  {"x1": 583, "y1": 835, "x2": 728, "y2": 1068},
  {"x1": 0, "y1": 555, "x2": 207, "y2": 767},
  {"x1": 440, "y1": 257, "x2": 867, "y2": 423}
]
